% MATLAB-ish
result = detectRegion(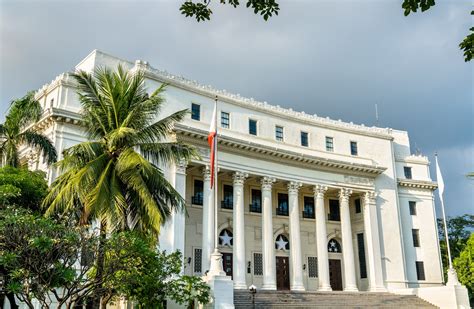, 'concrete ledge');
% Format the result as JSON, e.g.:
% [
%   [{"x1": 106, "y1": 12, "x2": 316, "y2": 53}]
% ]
[{"x1": 392, "y1": 285, "x2": 470, "y2": 309}]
